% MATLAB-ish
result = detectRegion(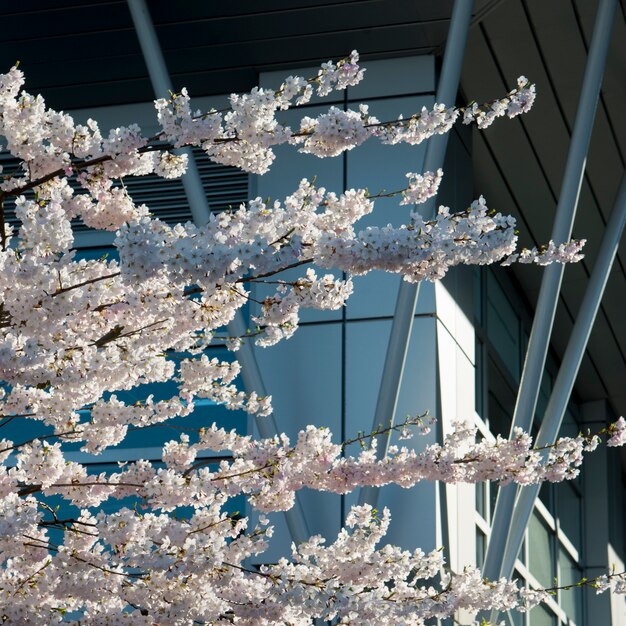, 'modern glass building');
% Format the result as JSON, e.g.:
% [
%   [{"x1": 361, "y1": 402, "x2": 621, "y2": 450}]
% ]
[{"x1": 1, "y1": 1, "x2": 626, "y2": 624}]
